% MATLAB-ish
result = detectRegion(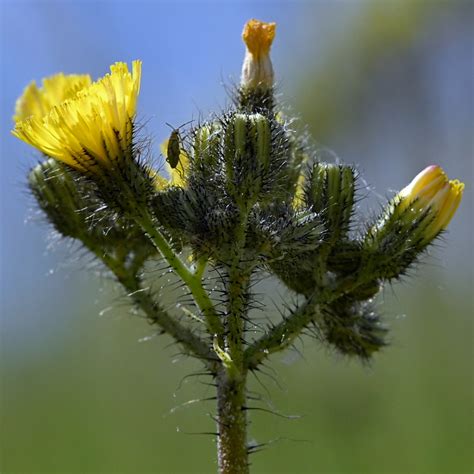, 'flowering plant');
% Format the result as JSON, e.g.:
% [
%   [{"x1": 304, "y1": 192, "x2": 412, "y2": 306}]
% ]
[{"x1": 12, "y1": 19, "x2": 463, "y2": 474}]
